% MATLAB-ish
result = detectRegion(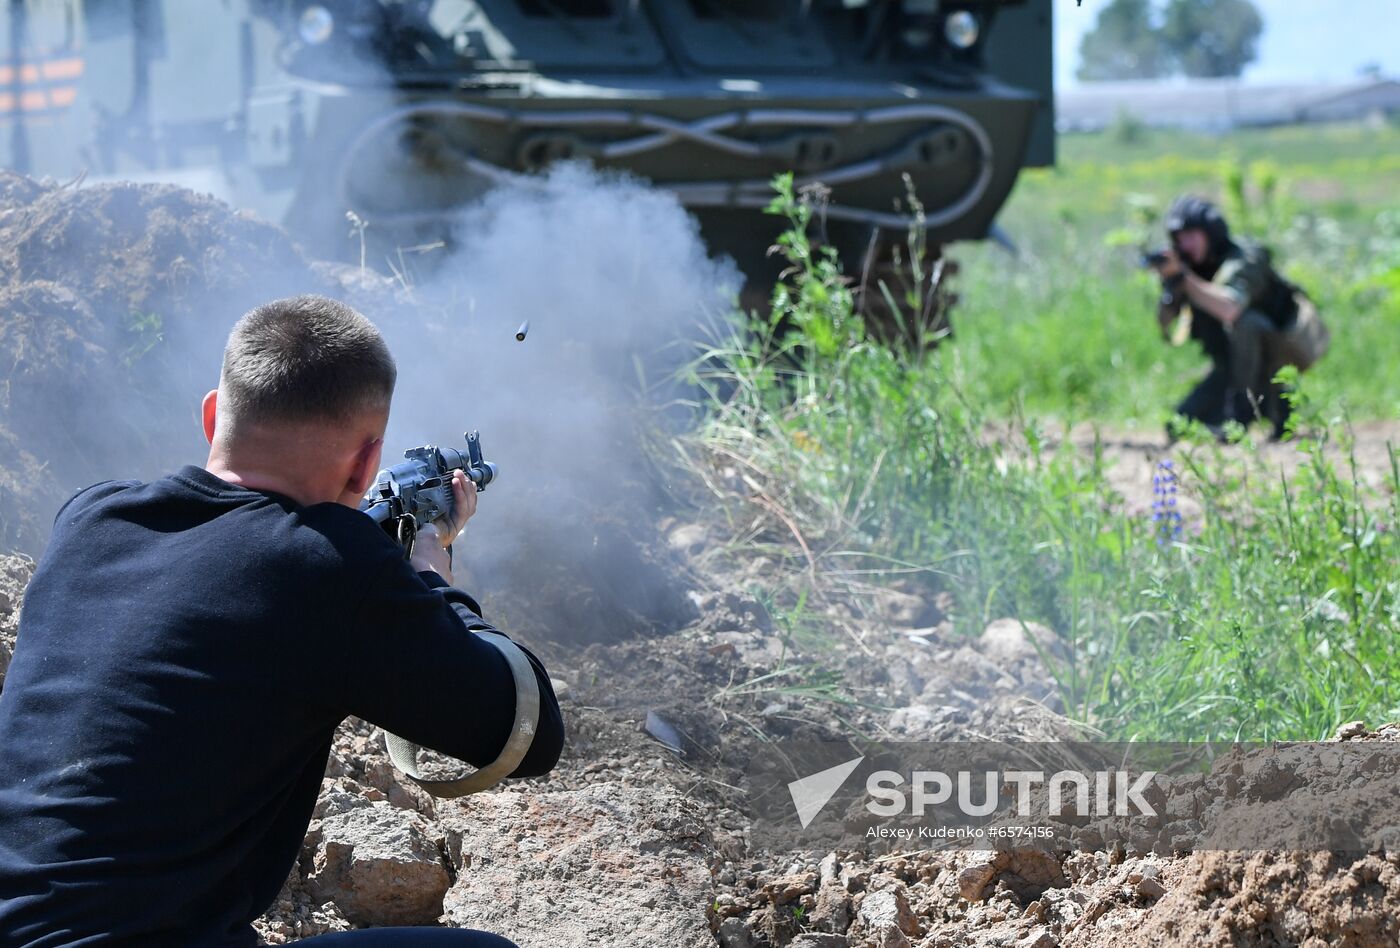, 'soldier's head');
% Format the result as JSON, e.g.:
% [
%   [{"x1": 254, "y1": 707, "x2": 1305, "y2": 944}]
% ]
[
  {"x1": 1165, "y1": 195, "x2": 1231, "y2": 269},
  {"x1": 202, "y1": 294, "x2": 397, "y2": 507}
]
